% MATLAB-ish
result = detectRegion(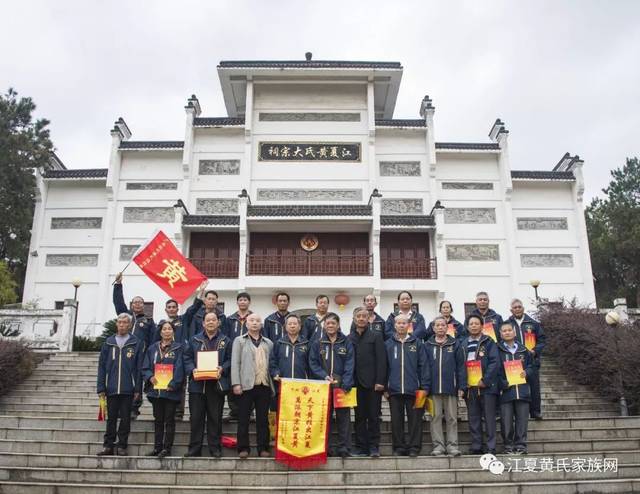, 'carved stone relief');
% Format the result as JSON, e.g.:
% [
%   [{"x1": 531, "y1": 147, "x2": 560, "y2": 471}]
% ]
[
  {"x1": 198, "y1": 160, "x2": 240, "y2": 175},
  {"x1": 517, "y1": 217, "x2": 568, "y2": 230},
  {"x1": 442, "y1": 182, "x2": 493, "y2": 190},
  {"x1": 444, "y1": 208, "x2": 496, "y2": 224},
  {"x1": 51, "y1": 217, "x2": 102, "y2": 229},
  {"x1": 119, "y1": 245, "x2": 140, "y2": 261},
  {"x1": 379, "y1": 161, "x2": 421, "y2": 177},
  {"x1": 45, "y1": 254, "x2": 99, "y2": 266},
  {"x1": 195, "y1": 199, "x2": 239, "y2": 215},
  {"x1": 520, "y1": 254, "x2": 573, "y2": 267},
  {"x1": 381, "y1": 199, "x2": 423, "y2": 215},
  {"x1": 256, "y1": 189, "x2": 362, "y2": 201},
  {"x1": 446, "y1": 244, "x2": 500, "y2": 261},
  {"x1": 123, "y1": 207, "x2": 175, "y2": 223}
]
